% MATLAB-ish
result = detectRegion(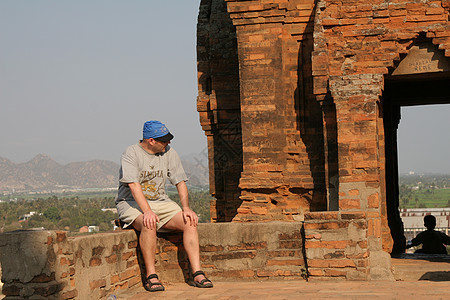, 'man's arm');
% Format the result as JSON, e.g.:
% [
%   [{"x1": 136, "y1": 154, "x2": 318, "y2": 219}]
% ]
[
  {"x1": 440, "y1": 232, "x2": 450, "y2": 246},
  {"x1": 176, "y1": 180, "x2": 198, "y2": 226},
  {"x1": 128, "y1": 182, "x2": 160, "y2": 230},
  {"x1": 409, "y1": 232, "x2": 425, "y2": 248}
]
